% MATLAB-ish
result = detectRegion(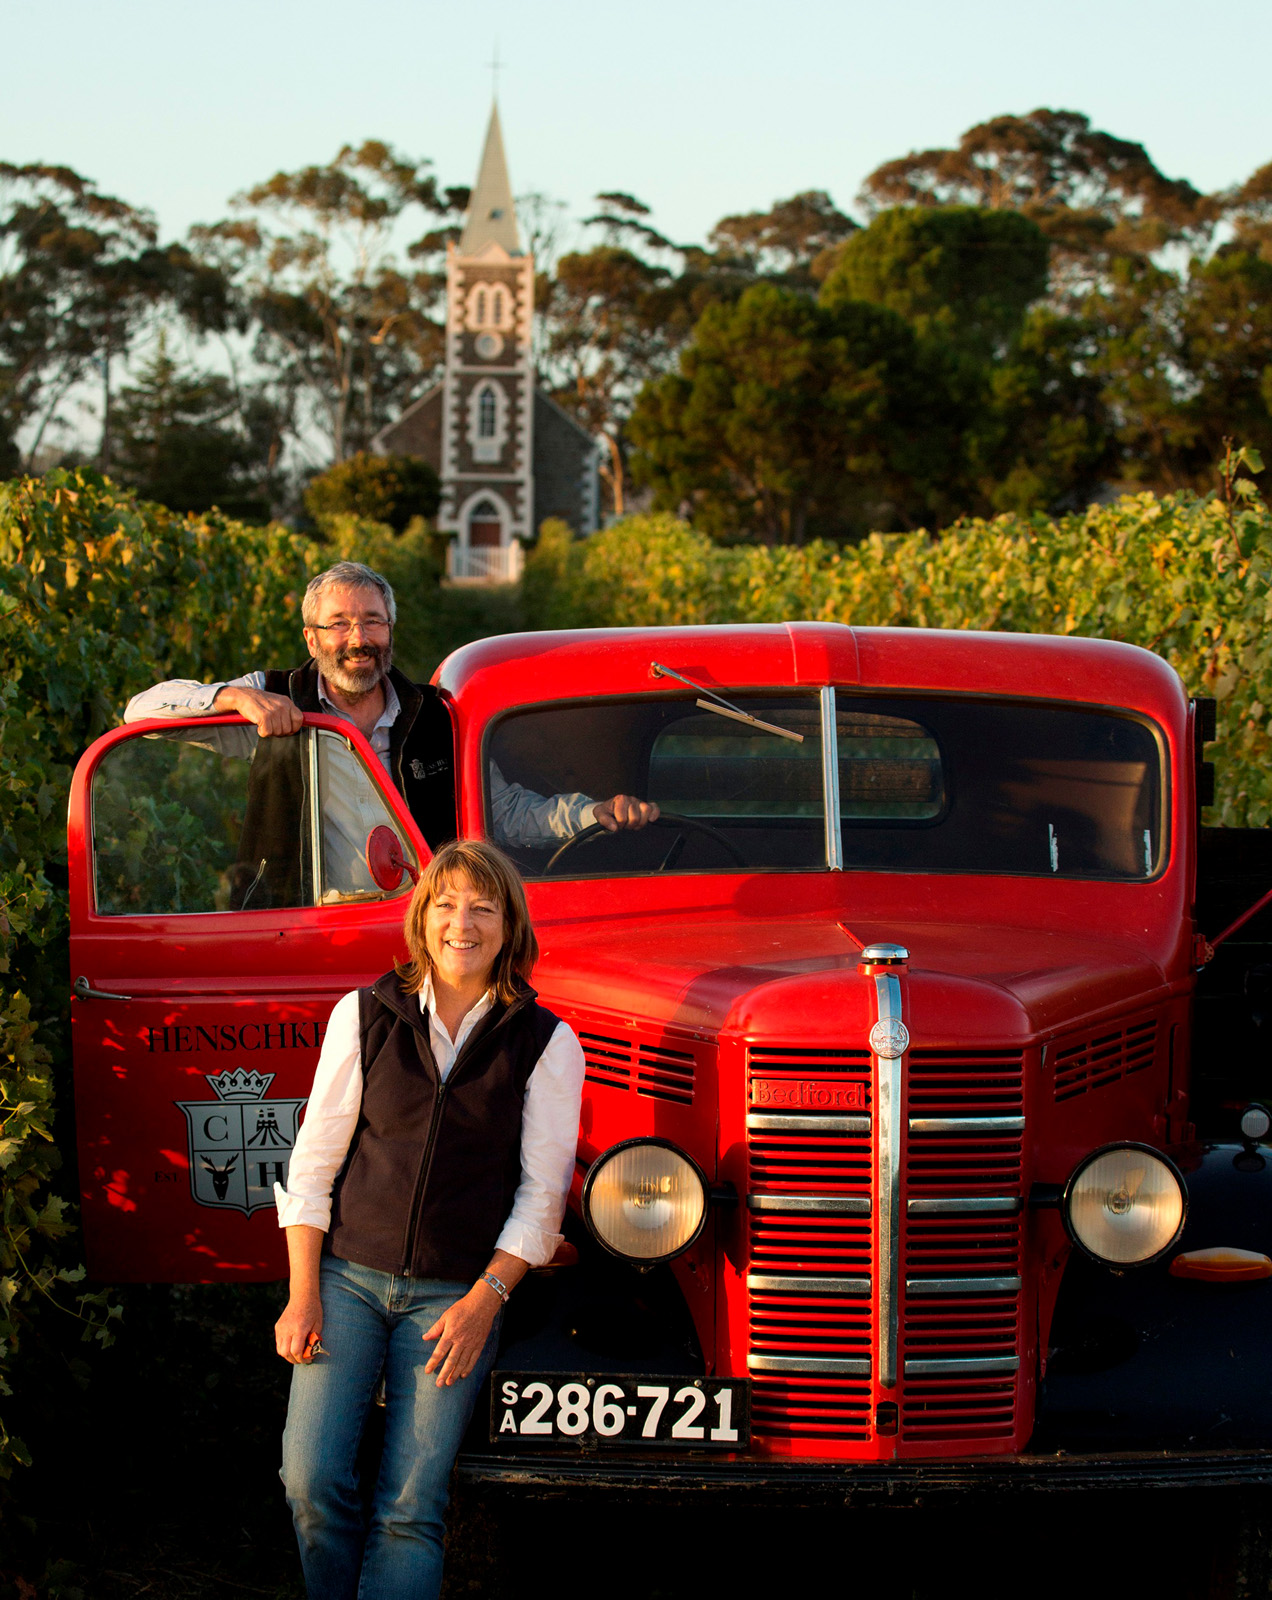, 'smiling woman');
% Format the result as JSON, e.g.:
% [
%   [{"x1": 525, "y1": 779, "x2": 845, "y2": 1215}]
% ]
[{"x1": 271, "y1": 838, "x2": 584, "y2": 1600}]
